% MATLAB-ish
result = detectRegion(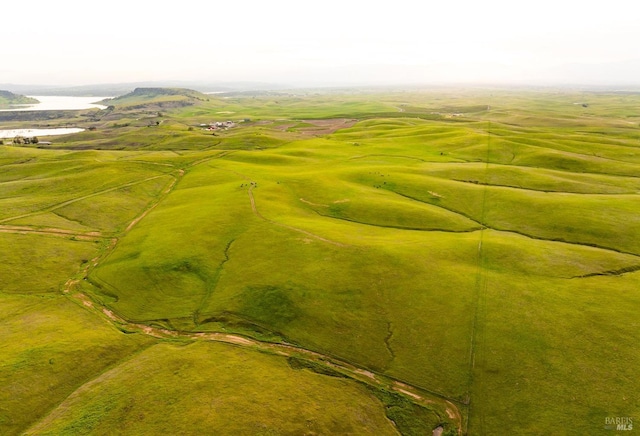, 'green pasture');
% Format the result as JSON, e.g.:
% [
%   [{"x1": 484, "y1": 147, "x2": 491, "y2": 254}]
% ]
[{"x1": 2, "y1": 88, "x2": 639, "y2": 435}]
